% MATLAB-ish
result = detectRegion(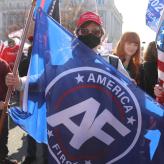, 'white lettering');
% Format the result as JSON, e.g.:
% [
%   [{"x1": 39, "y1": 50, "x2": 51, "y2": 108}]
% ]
[
  {"x1": 121, "y1": 96, "x2": 130, "y2": 104},
  {"x1": 87, "y1": 73, "x2": 96, "y2": 83},
  {"x1": 51, "y1": 144, "x2": 79, "y2": 164},
  {"x1": 106, "y1": 79, "x2": 115, "y2": 90},
  {"x1": 60, "y1": 154, "x2": 66, "y2": 164},
  {"x1": 112, "y1": 85, "x2": 122, "y2": 95},
  {"x1": 47, "y1": 98, "x2": 131, "y2": 150},
  {"x1": 52, "y1": 144, "x2": 60, "y2": 150},
  {"x1": 117, "y1": 91, "x2": 125, "y2": 98},
  {"x1": 124, "y1": 106, "x2": 133, "y2": 113},
  {"x1": 97, "y1": 74, "x2": 107, "y2": 85}
]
